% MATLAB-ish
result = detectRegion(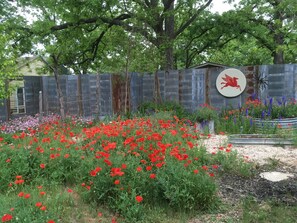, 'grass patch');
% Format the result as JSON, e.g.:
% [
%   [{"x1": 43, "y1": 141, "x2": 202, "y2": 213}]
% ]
[{"x1": 242, "y1": 198, "x2": 297, "y2": 223}]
